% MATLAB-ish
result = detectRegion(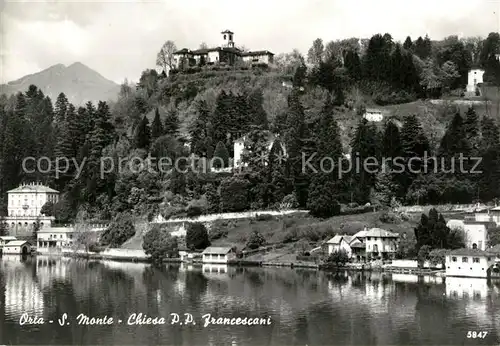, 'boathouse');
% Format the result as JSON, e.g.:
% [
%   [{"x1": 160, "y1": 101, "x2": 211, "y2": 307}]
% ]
[
  {"x1": 2, "y1": 240, "x2": 31, "y2": 255},
  {"x1": 201, "y1": 247, "x2": 236, "y2": 264},
  {"x1": 445, "y1": 248, "x2": 500, "y2": 278}
]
